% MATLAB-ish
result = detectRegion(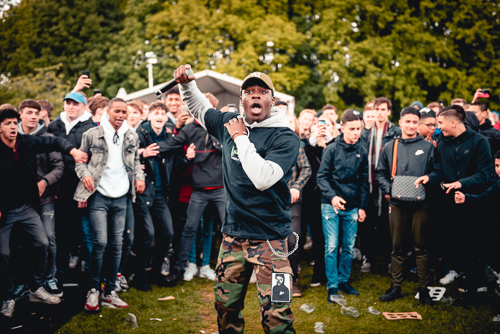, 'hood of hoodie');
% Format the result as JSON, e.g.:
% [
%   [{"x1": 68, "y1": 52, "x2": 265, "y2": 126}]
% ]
[
  {"x1": 18, "y1": 120, "x2": 46, "y2": 136},
  {"x1": 396, "y1": 133, "x2": 425, "y2": 144},
  {"x1": 464, "y1": 111, "x2": 479, "y2": 132},
  {"x1": 479, "y1": 118, "x2": 494, "y2": 131},
  {"x1": 241, "y1": 106, "x2": 290, "y2": 129},
  {"x1": 442, "y1": 125, "x2": 475, "y2": 143},
  {"x1": 60, "y1": 110, "x2": 93, "y2": 135}
]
